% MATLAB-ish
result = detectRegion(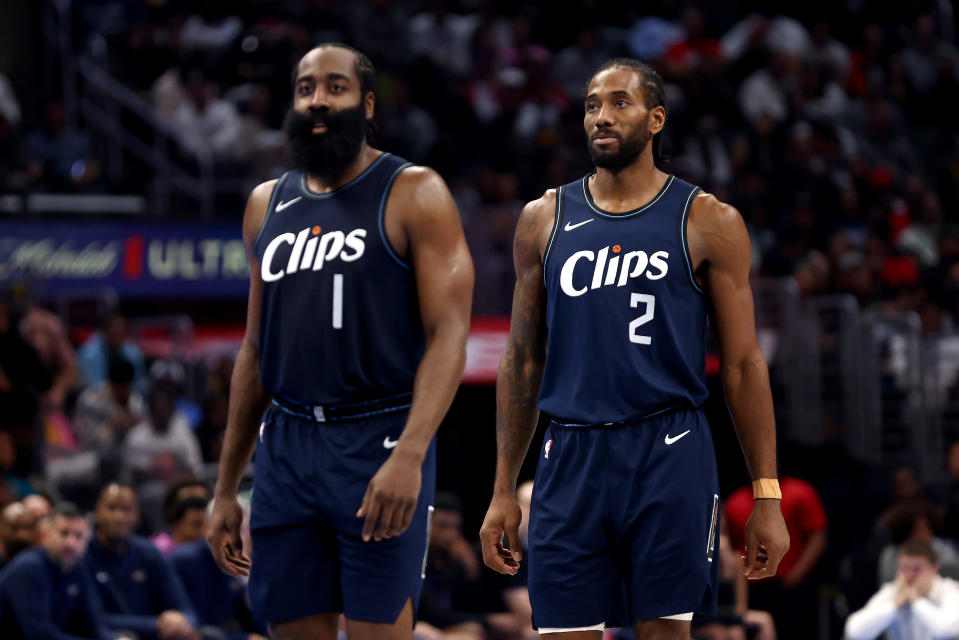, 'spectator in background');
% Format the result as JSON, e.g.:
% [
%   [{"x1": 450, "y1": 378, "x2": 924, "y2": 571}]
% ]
[
  {"x1": 18, "y1": 303, "x2": 78, "y2": 412},
  {"x1": 169, "y1": 69, "x2": 244, "y2": 161},
  {"x1": 846, "y1": 540, "x2": 959, "y2": 640},
  {"x1": 161, "y1": 496, "x2": 208, "y2": 554},
  {"x1": 0, "y1": 501, "x2": 123, "y2": 640},
  {"x1": 878, "y1": 501, "x2": 959, "y2": 584},
  {"x1": 23, "y1": 100, "x2": 100, "y2": 191},
  {"x1": 0, "y1": 502, "x2": 41, "y2": 570},
  {"x1": 153, "y1": 477, "x2": 212, "y2": 554},
  {"x1": 171, "y1": 494, "x2": 266, "y2": 640},
  {"x1": 23, "y1": 492, "x2": 52, "y2": 524},
  {"x1": 50, "y1": 356, "x2": 144, "y2": 506},
  {"x1": 123, "y1": 389, "x2": 203, "y2": 533},
  {"x1": 554, "y1": 27, "x2": 609, "y2": 101},
  {"x1": 0, "y1": 298, "x2": 51, "y2": 477},
  {"x1": 418, "y1": 492, "x2": 489, "y2": 640},
  {"x1": 149, "y1": 359, "x2": 202, "y2": 430},
  {"x1": 726, "y1": 476, "x2": 828, "y2": 640},
  {"x1": 78, "y1": 312, "x2": 148, "y2": 394},
  {"x1": 84, "y1": 484, "x2": 199, "y2": 640}
]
